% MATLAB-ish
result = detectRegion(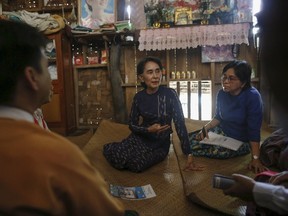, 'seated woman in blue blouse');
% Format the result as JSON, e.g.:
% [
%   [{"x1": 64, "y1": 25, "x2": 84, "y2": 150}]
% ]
[
  {"x1": 103, "y1": 56, "x2": 204, "y2": 172},
  {"x1": 192, "y1": 60, "x2": 267, "y2": 173}
]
